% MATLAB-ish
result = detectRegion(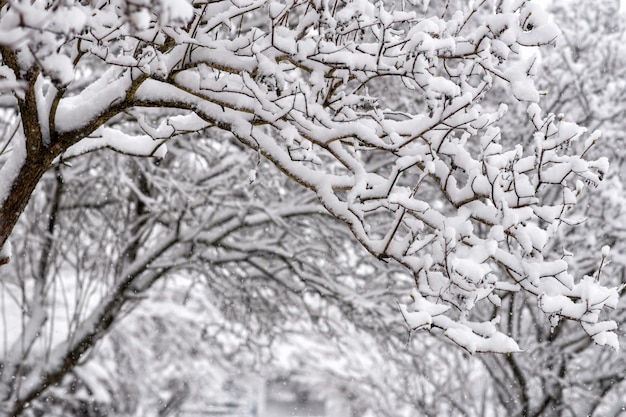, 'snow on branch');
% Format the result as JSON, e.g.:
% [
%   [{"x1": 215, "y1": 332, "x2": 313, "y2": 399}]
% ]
[{"x1": 0, "y1": 0, "x2": 620, "y2": 359}]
